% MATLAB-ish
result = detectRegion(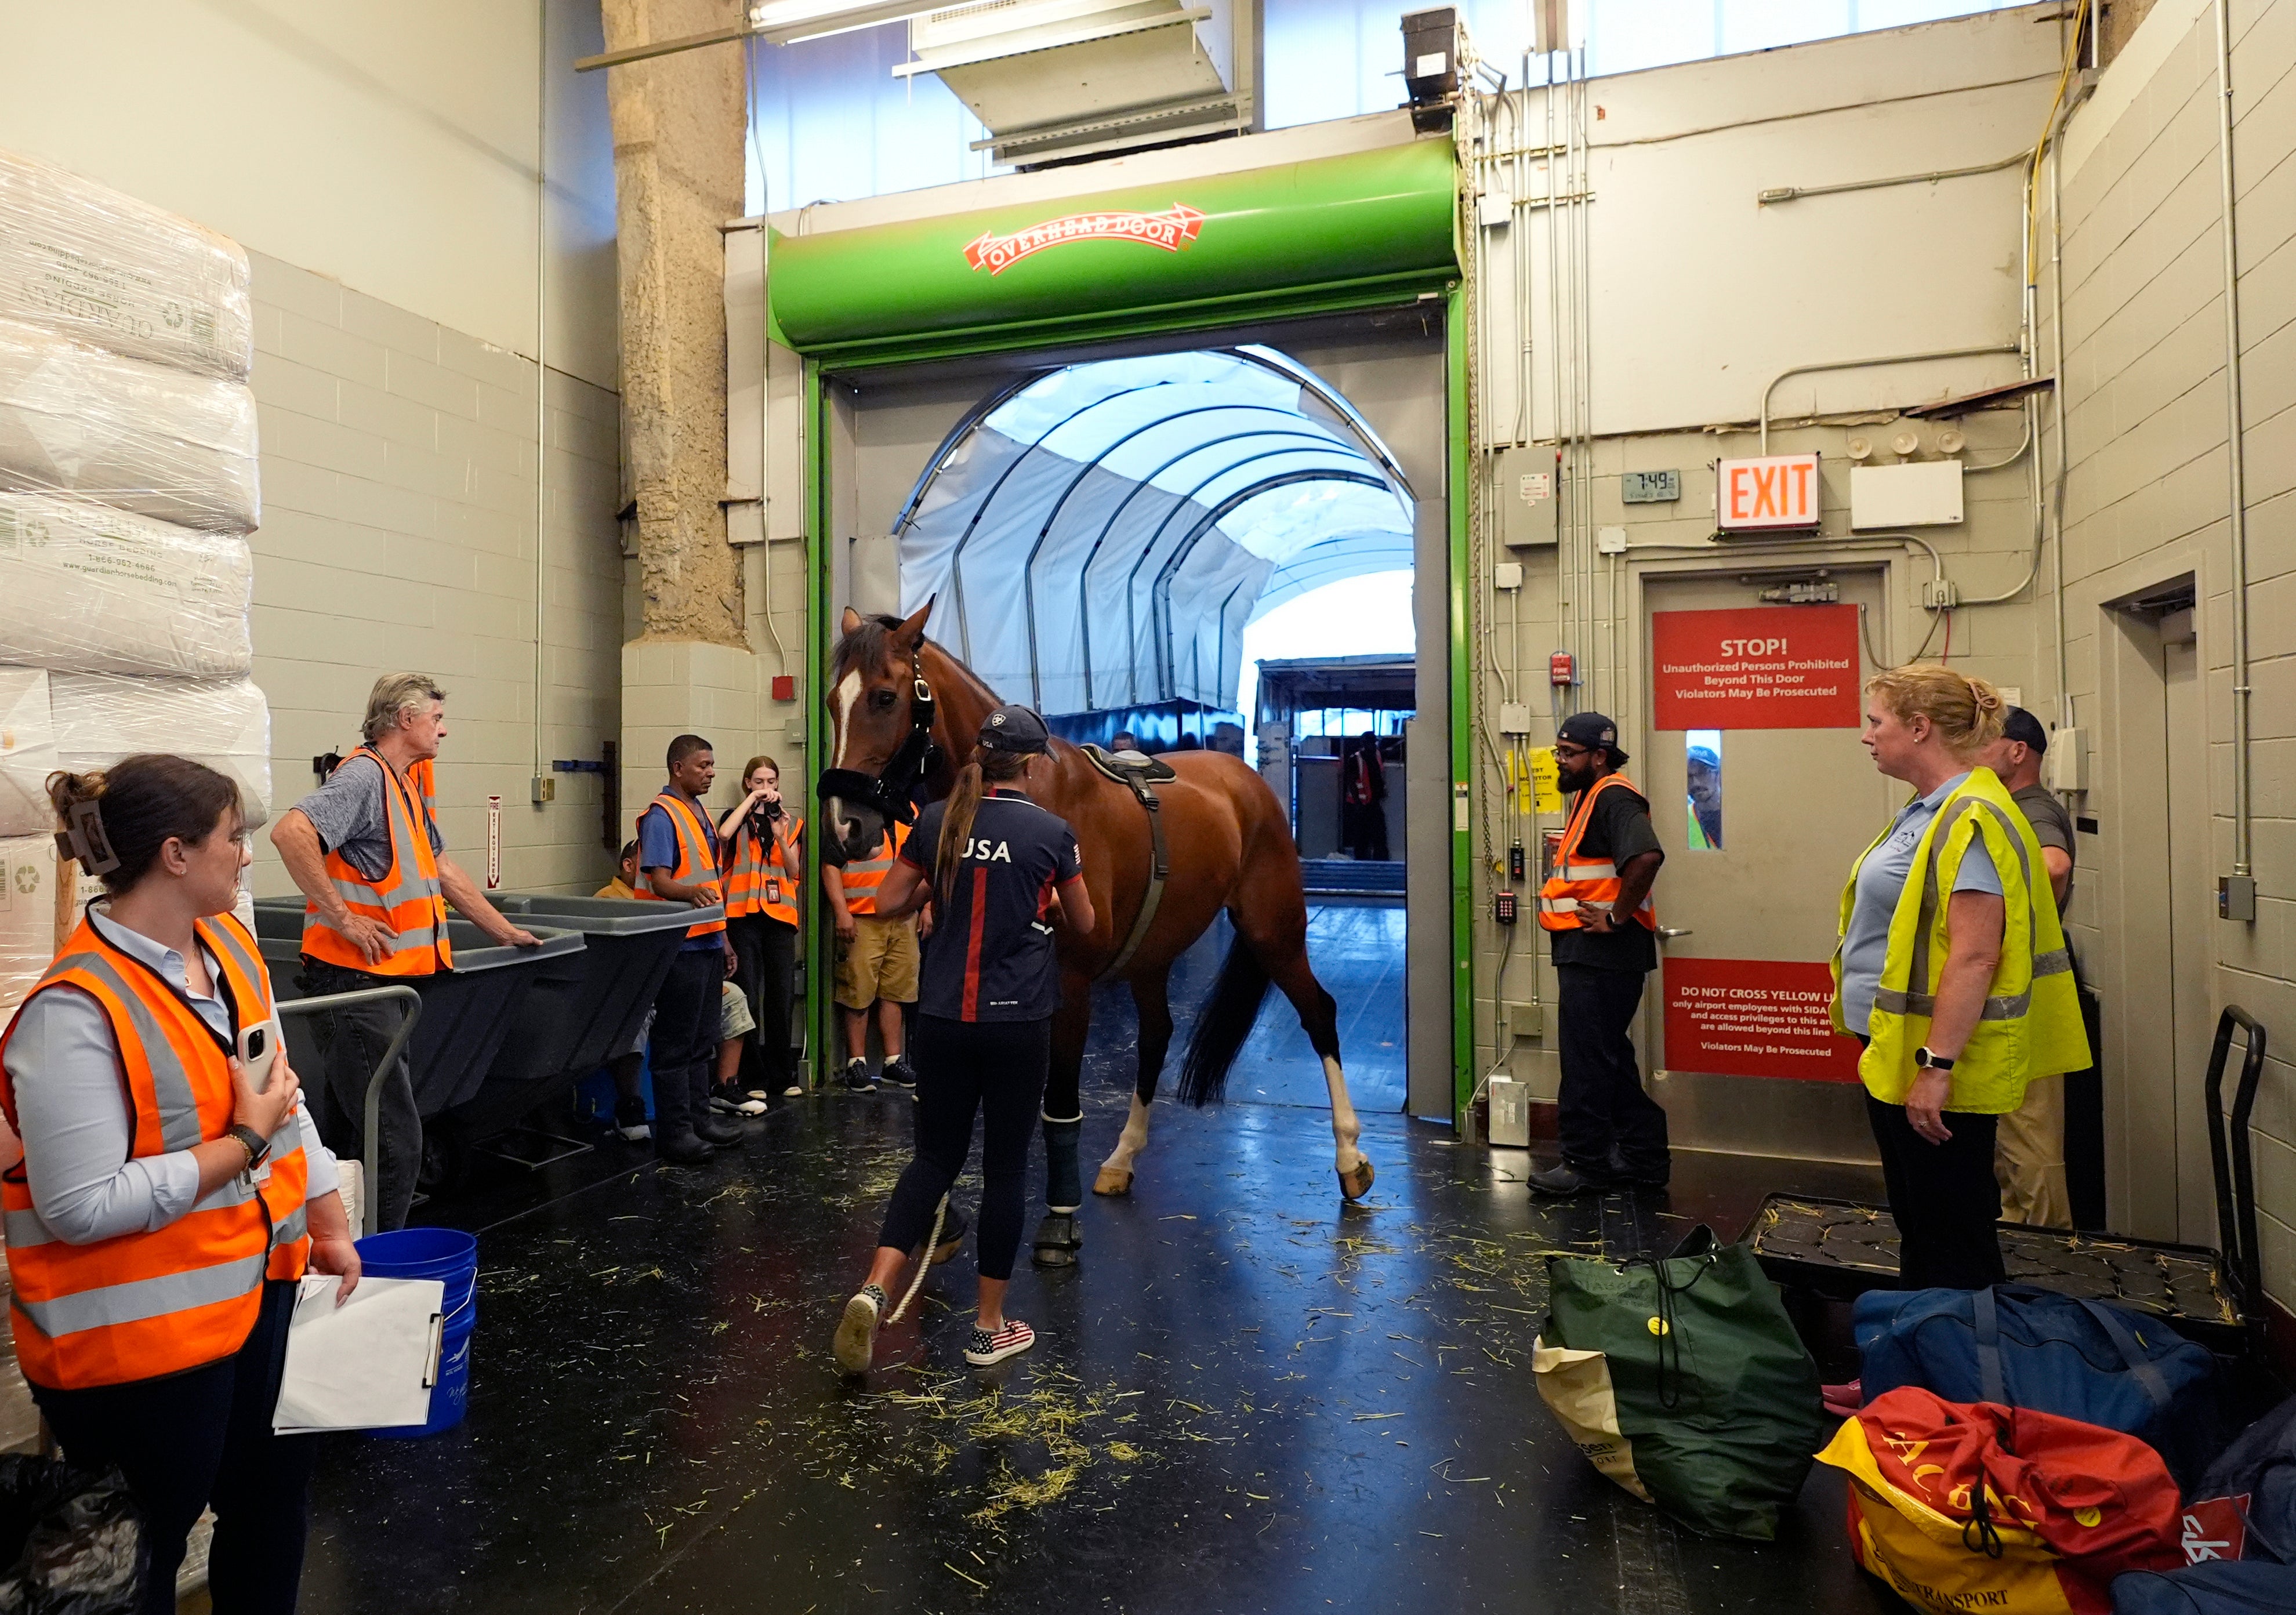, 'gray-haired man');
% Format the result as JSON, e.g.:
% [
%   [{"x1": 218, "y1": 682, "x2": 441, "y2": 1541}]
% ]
[{"x1": 270, "y1": 672, "x2": 536, "y2": 1228}]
